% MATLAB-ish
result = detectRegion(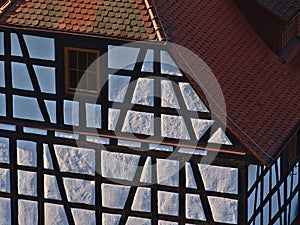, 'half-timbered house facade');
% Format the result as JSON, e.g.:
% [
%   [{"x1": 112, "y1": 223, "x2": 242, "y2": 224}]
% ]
[{"x1": 0, "y1": 0, "x2": 299, "y2": 225}]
